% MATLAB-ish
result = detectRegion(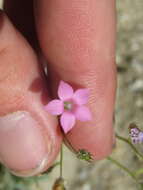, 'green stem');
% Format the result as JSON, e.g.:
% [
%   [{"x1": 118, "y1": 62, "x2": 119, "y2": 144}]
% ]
[
  {"x1": 107, "y1": 156, "x2": 137, "y2": 181},
  {"x1": 116, "y1": 134, "x2": 143, "y2": 160},
  {"x1": 107, "y1": 157, "x2": 143, "y2": 190},
  {"x1": 60, "y1": 145, "x2": 63, "y2": 178}
]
